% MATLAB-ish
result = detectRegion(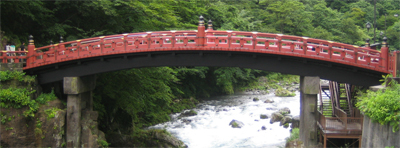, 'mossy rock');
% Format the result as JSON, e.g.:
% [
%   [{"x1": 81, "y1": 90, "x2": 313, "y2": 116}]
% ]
[
  {"x1": 274, "y1": 87, "x2": 295, "y2": 97},
  {"x1": 179, "y1": 110, "x2": 197, "y2": 117},
  {"x1": 229, "y1": 120, "x2": 244, "y2": 128},
  {"x1": 260, "y1": 114, "x2": 269, "y2": 119},
  {"x1": 253, "y1": 97, "x2": 259, "y2": 101}
]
